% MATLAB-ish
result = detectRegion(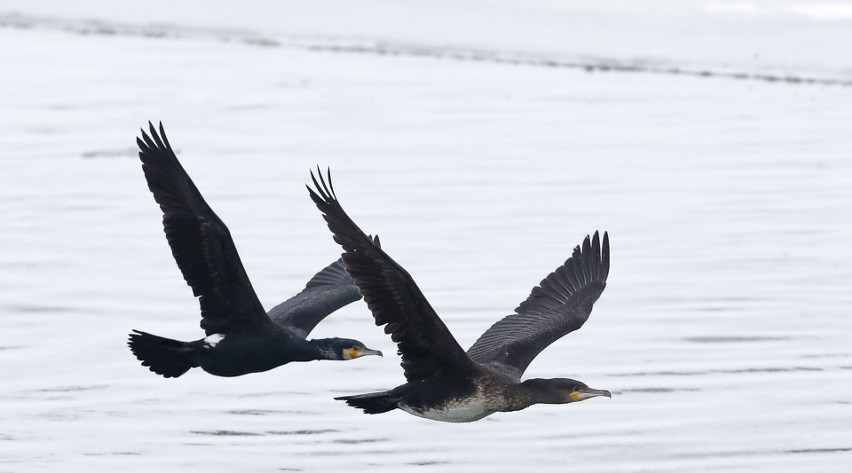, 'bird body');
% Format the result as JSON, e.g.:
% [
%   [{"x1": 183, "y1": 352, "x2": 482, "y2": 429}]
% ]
[
  {"x1": 309, "y1": 169, "x2": 611, "y2": 422},
  {"x1": 392, "y1": 372, "x2": 547, "y2": 423},
  {"x1": 161, "y1": 329, "x2": 311, "y2": 378},
  {"x1": 127, "y1": 124, "x2": 381, "y2": 378},
  {"x1": 398, "y1": 383, "x2": 491, "y2": 423},
  {"x1": 338, "y1": 365, "x2": 607, "y2": 422}
]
